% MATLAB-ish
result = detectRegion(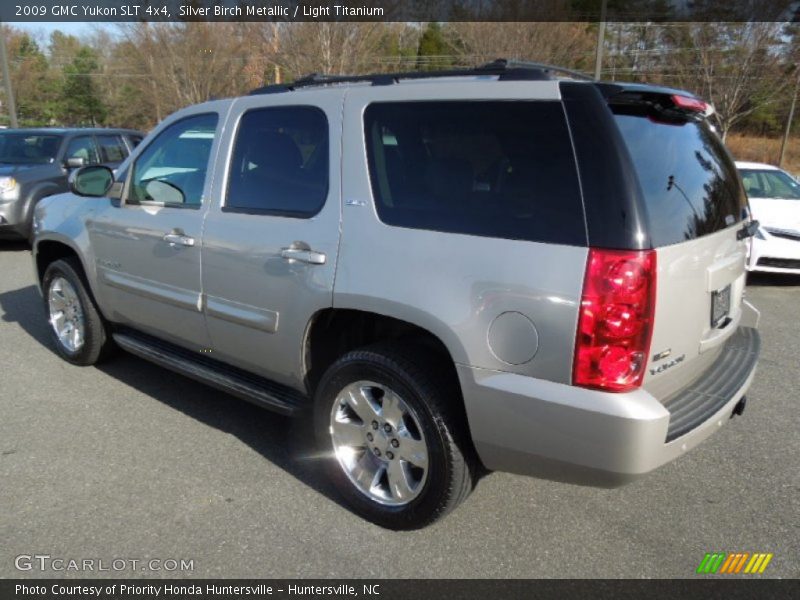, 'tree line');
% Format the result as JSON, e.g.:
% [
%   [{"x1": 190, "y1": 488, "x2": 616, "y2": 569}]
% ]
[{"x1": 1, "y1": 21, "x2": 797, "y2": 141}]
